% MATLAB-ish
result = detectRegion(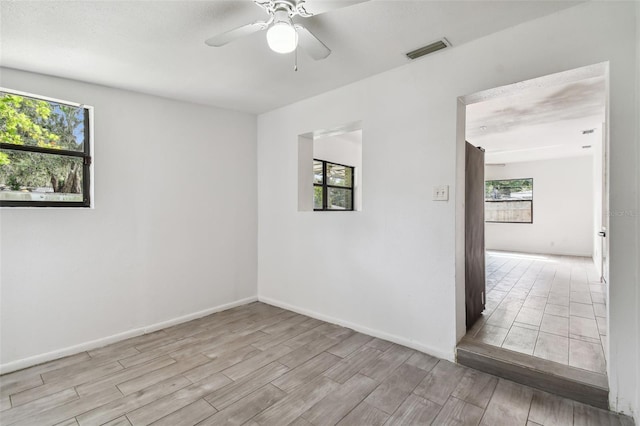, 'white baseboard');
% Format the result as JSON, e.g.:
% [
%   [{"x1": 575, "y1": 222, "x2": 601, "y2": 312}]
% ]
[
  {"x1": 258, "y1": 296, "x2": 454, "y2": 362},
  {"x1": 0, "y1": 296, "x2": 257, "y2": 375}
]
